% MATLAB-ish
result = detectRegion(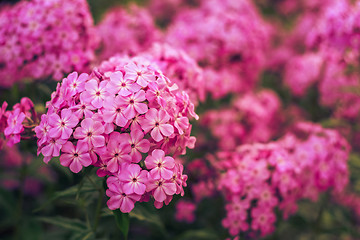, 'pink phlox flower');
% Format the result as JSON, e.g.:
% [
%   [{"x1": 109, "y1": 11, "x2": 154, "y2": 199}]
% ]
[
  {"x1": 73, "y1": 118, "x2": 105, "y2": 148},
  {"x1": 48, "y1": 109, "x2": 79, "y2": 140},
  {"x1": 125, "y1": 114, "x2": 144, "y2": 132},
  {"x1": 81, "y1": 78, "x2": 108, "y2": 108},
  {"x1": 40, "y1": 138, "x2": 67, "y2": 163},
  {"x1": 127, "y1": 130, "x2": 150, "y2": 163},
  {"x1": 70, "y1": 93, "x2": 96, "y2": 119},
  {"x1": 102, "y1": 132, "x2": 131, "y2": 173},
  {"x1": 145, "y1": 149, "x2": 175, "y2": 180},
  {"x1": 145, "y1": 82, "x2": 167, "y2": 108},
  {"x1": 106, "y1": 181, "x2": 141, "y2": 213},
  {"x1": 66, "y1": 72, "x2": 88, "y2": 97},
  {"x1": 175, "y1": 200, "x2": 196, "y2": 223},
  {"x1": 140, "y1": 108, "x2": 174, "y2": 142},
  {"x1": 251, "y1": 207, "x2": 276, "y2": 236},
  {"x1": 60, "y1": 141, "x2": 92, "y2": 173},
  {"x1": 35, "y1": 114, "x2": 51, "y2": 146},
  {"x1": 107, "y1": 71, "x2": 141, "y2": 96},
  {"x1": 119, "y1": 90, "x2": 148, "y2": 119},
  {"x1": 173, "y1": 113, "x2": 189, "y2": 135},
  {"x1": 119, "y1": 163, "x2": 148, "y2": 195},
  {"x1": 146, "y1": 176, "x2": 177, "y2": 203},
  {"x1": 124, "y1": 62, "x2": 155, "y2": 87},
  {"x1": 4, "y1": 108, "x2": 25, "y2": 137},
  {"x1": 171, "y1": 162, "x2": 188, "y2": 196},
  {"x1": 102, "y1": 95, "x2": 128, "y2": 127}
]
